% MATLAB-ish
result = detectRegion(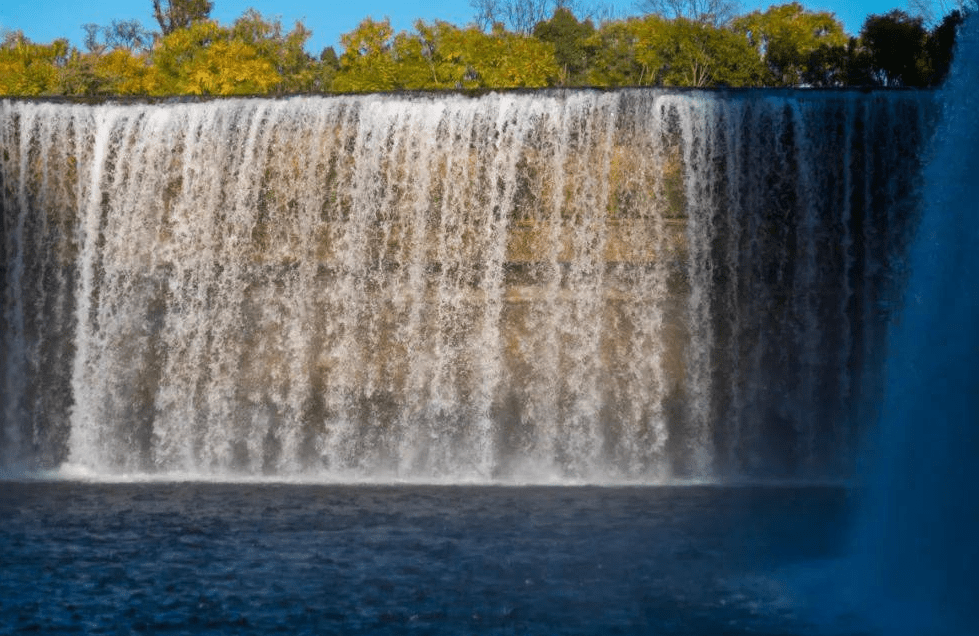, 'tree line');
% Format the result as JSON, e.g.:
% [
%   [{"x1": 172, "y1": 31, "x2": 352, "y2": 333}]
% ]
[{"x1": 0, "y1": 0, "x2": 968, "y2": 96}]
